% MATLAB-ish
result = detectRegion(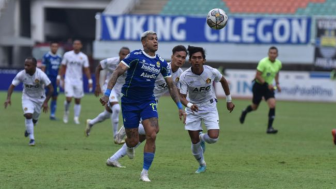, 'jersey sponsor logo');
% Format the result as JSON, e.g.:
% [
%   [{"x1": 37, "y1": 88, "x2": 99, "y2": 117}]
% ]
[
  {"x1": 206, "y1": 78, "x2": 211, "y2": 84},
  {"x1": 192, "y1": 86, "x2": 211, "y2": 92},
  {"x1": 69, "y1": 61, "x2": 83, "y2": 66},
  {"x1": 25, "y1": 84, "x2": 40, "y2": 88},
  {"x1": 35, "y1": 79, "x2": 40, "y2": 84},
  {"x1": 140, "y1": 72, "x2": 157, "y2": 79},
  {"x1": 156, "y1": 61, "x2": 160, "y2": 68},
  {"x1": 141, "y1": 64, "x2": 160, "y2": 74}
]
